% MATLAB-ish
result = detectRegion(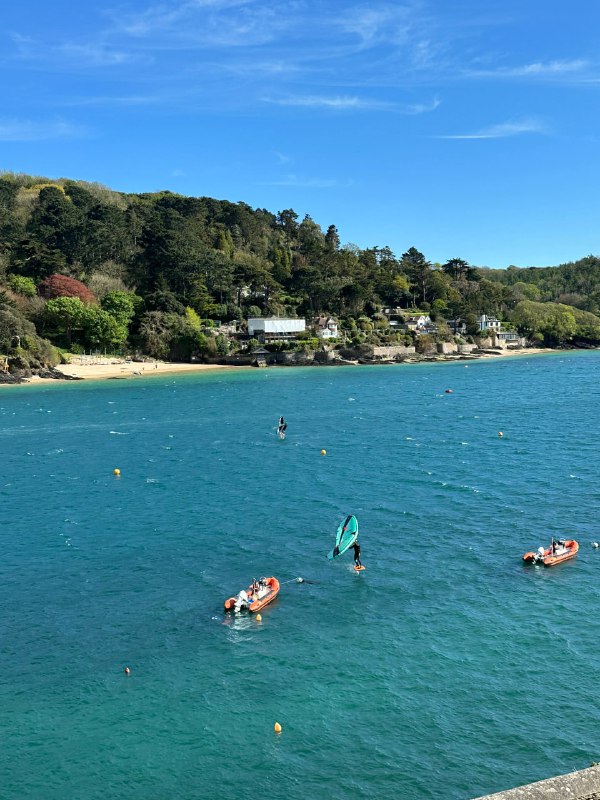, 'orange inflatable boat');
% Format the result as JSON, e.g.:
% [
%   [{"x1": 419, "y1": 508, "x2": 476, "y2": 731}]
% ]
[
  {"x1": 523, "y1": 539, "x2": 578, "y2": 567},
  {"x1": 224, "y1": 577, "x2": 280, "y2": 612}
]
